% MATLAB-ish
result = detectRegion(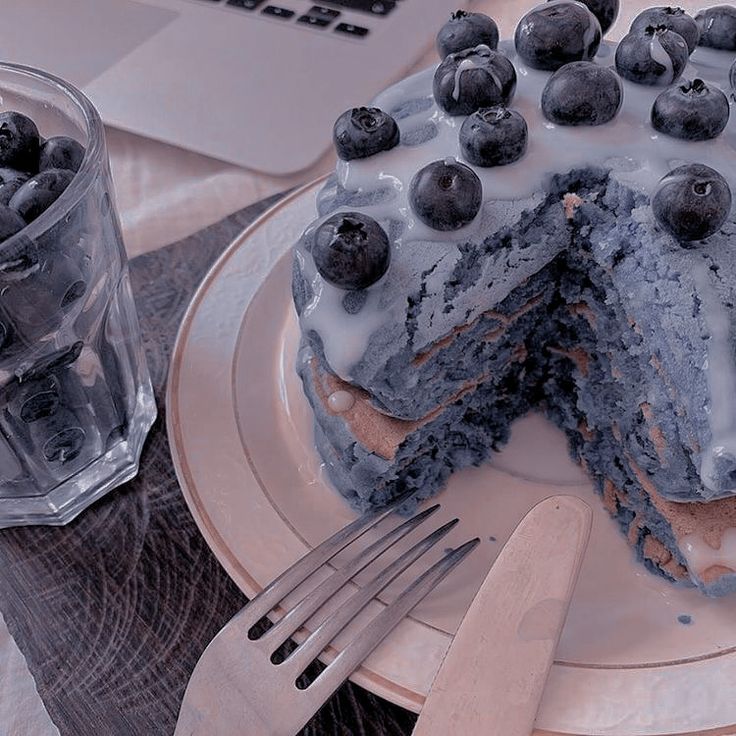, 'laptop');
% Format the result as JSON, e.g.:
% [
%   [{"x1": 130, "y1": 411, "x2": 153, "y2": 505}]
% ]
[{"x1": 0, "y1": 0, "x2": 470, "y2": 175}]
